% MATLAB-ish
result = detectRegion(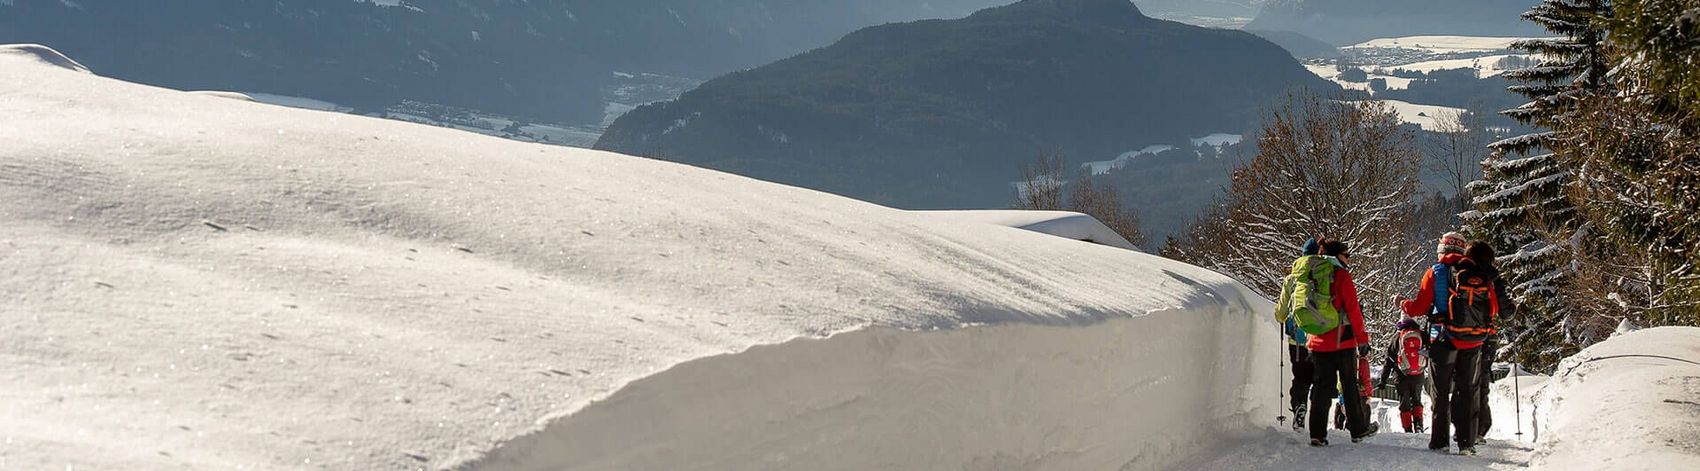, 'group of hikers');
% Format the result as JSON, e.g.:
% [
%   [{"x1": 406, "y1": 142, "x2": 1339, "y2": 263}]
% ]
[{"x1": 1274, "y1": 232, "x2": 1515, "y2": 455}]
